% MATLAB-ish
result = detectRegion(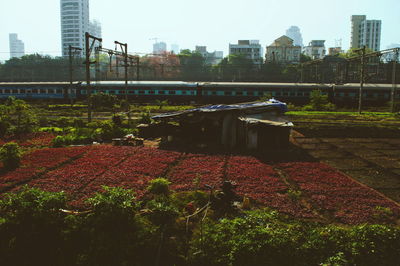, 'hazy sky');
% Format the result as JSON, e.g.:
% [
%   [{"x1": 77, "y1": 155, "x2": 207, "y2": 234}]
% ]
[{"x1": 1, "y1": 0, "x2": 400, "y2": 61}]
